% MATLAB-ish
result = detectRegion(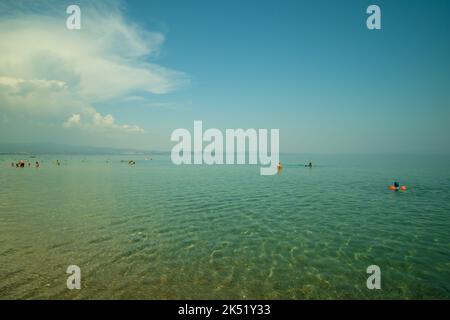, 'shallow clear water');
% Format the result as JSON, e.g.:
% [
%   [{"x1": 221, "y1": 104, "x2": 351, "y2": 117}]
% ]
[{"x1": 0, "y1": 154, "x2": 449, "y2": 299}]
